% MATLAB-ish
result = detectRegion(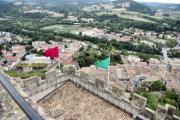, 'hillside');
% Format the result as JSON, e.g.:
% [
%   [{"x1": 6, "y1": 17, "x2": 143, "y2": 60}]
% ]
[
  {"x1": 140, "y1": 2, "x2": 180, "y2": 11},
  {"x1": 35, "y1": 0, "x2": 111, "y2": 5},
  {"x1": 113, "y1": 0, "x2": 155, "y2": 15}
]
